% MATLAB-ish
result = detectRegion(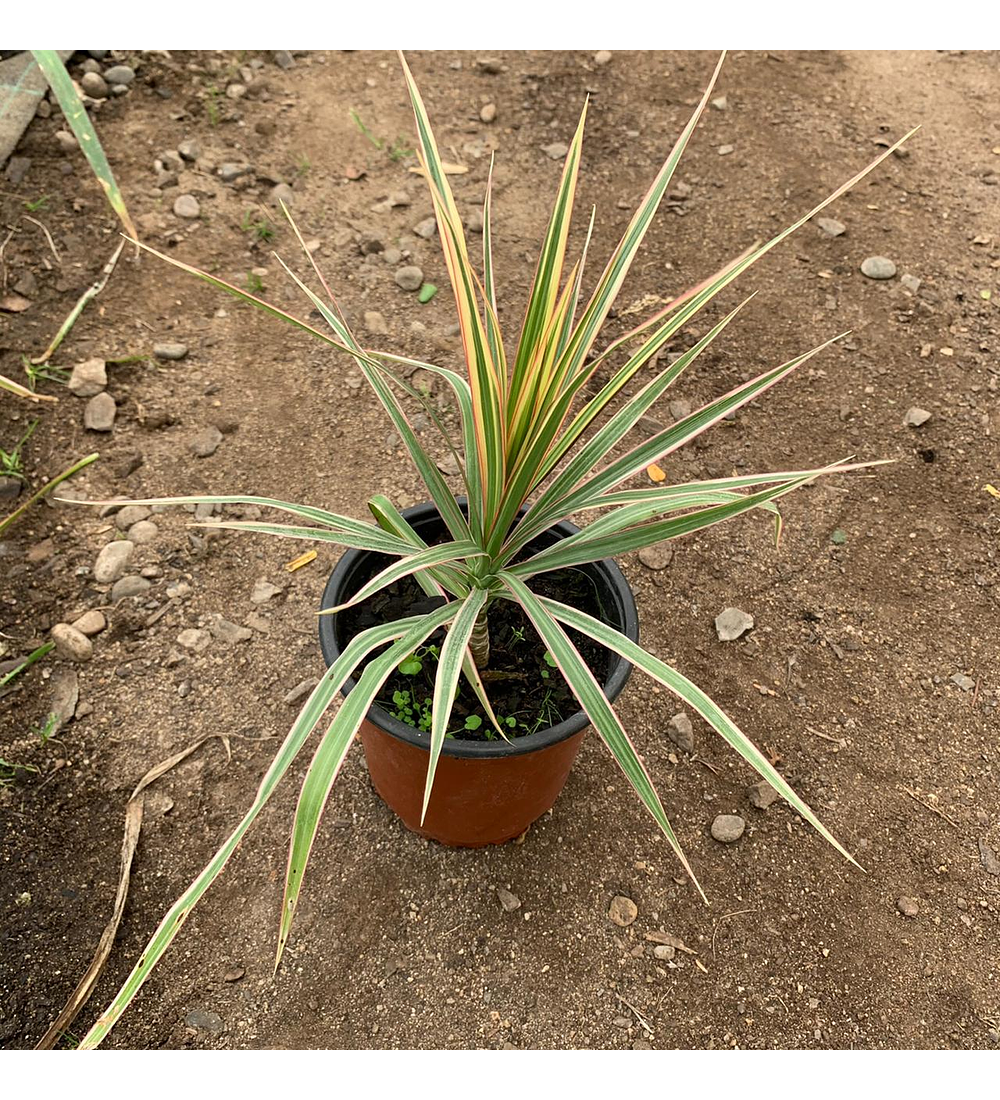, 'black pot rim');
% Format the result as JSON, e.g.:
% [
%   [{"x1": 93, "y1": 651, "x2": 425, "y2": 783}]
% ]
[{"x1": 318, "y1": 501, "x2": 639, "y2": 759}]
